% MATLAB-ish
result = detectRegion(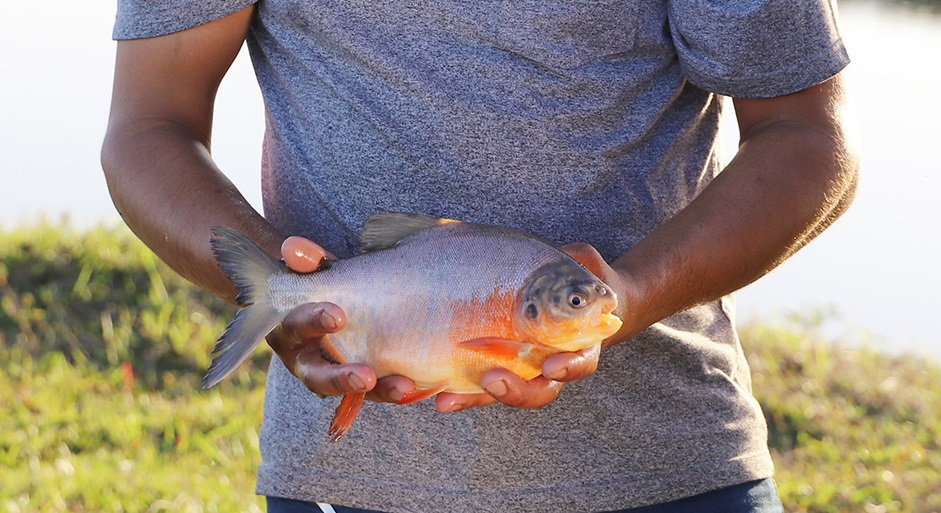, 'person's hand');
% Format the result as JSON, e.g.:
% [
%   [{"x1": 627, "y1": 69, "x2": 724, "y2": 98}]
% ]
[
  {"x1": 435, "y1": 242, "x2": 626, "y2": 412},
  {"x1": 435, "y1": 344, "x2": 600, "y2": 412},
  {"x1": 266, "y1": 236, "x2": 418, "y2": 403}
]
